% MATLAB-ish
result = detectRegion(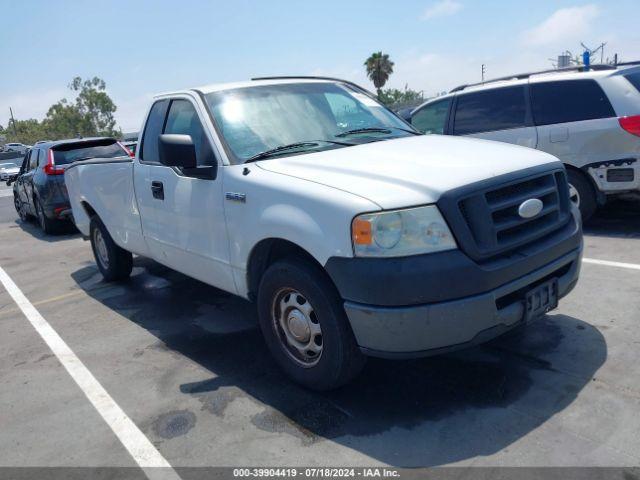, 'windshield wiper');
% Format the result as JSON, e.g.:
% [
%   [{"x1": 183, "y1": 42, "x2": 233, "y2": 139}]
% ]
[
  {"x1": 245, "y1": 140, "x2": 354, "y2": 163},
  {"x1": 335, "y1": 126, "x2": 421, "y2": 137}
]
